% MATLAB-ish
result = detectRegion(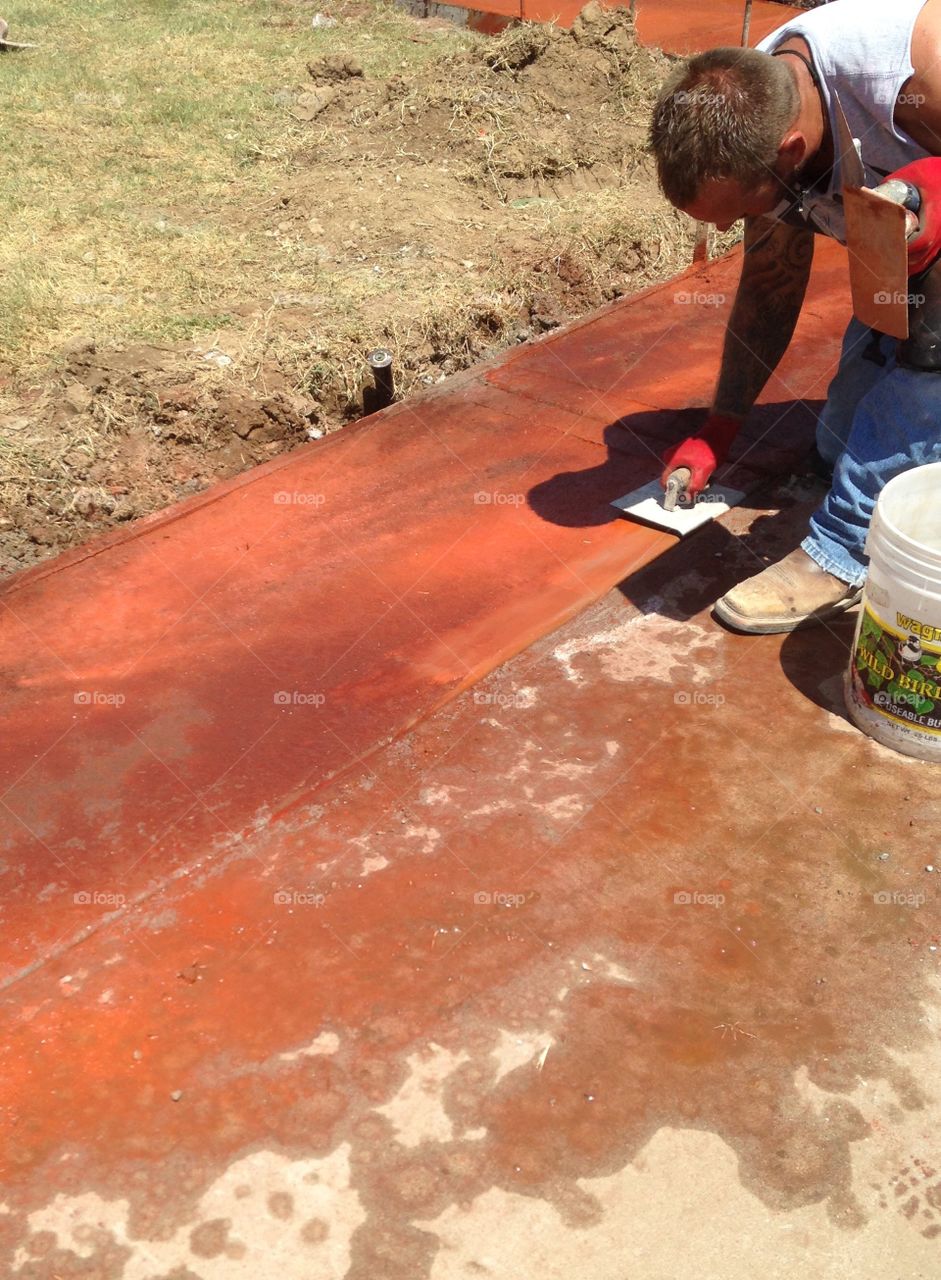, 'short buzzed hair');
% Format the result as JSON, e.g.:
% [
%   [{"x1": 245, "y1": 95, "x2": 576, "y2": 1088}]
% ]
[{"x1": 649, "y1": 48, "x2": 799, "y2": 207}]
